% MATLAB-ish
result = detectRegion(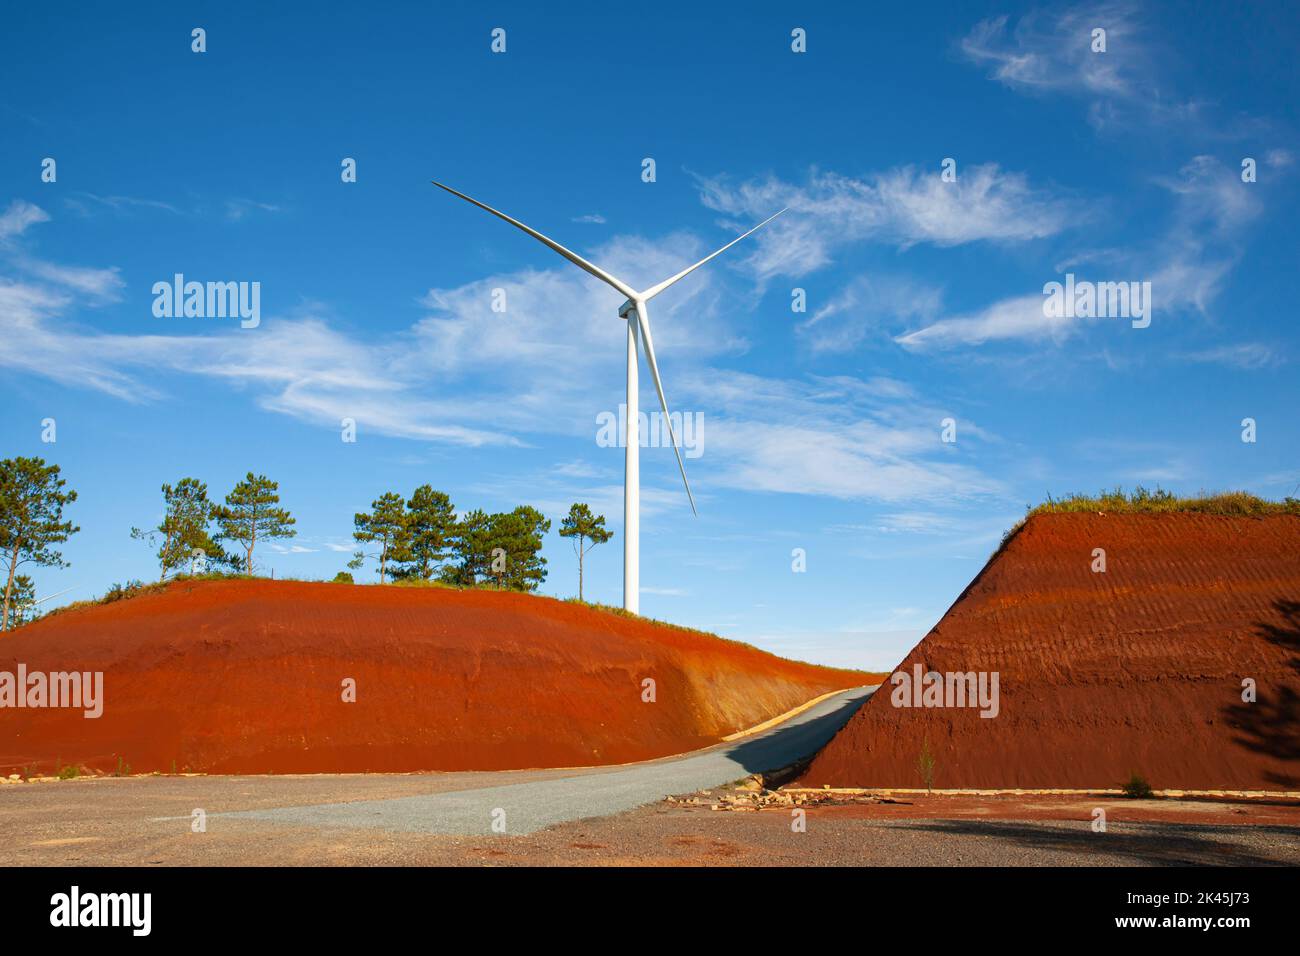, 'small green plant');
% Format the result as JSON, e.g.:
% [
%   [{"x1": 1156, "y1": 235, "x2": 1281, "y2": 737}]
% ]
[
  {"x1": 917, "y1": 737, "x2": 936, "y2": 793},
  {"x1": 57, "y1": 763, "x2": 80, "y2": 780},
  {"x1": 113, "y1": 756, "x2": 131, "y2": 777},
  {"x1": 331, "y1": 571, "x2": 354, "y2": 584},
  {"x1": 170, "y1": 759, "x2": 177, "y2": 775},
  {"x1": 103, "y1": 579, "x2": 148, "y2": 603},
  {"x1": 1123, "y1": 773, "x2": 1155, "y2": 798},
  {"x1": 1026, "y1": 488, "x2": 1298, "y2": 519}
]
